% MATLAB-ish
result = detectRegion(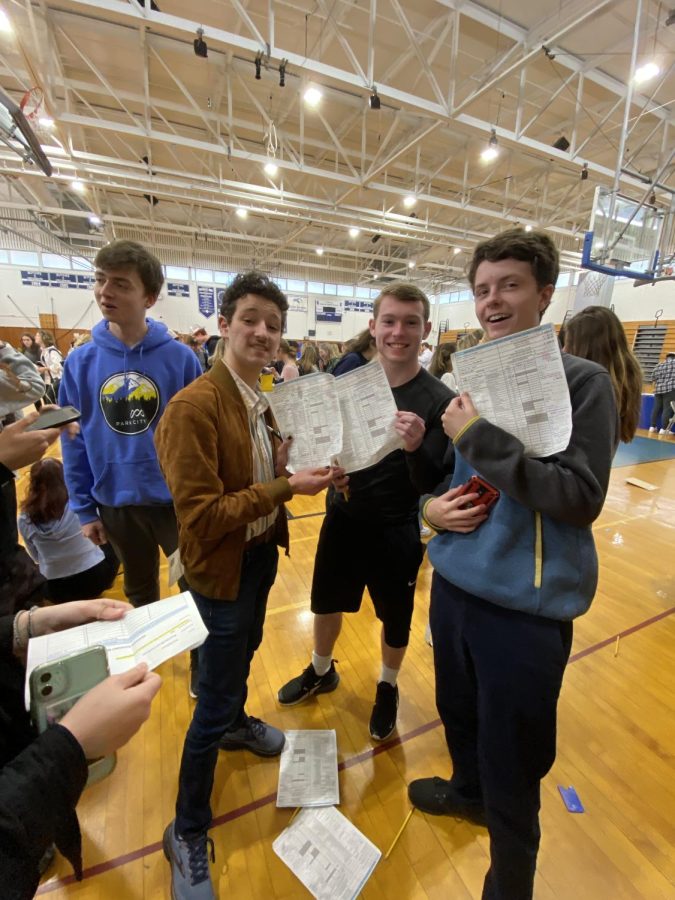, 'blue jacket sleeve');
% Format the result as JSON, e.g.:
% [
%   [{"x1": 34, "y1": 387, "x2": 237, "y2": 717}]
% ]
[{"x1": 58, "y1": 362, "x2": 98, "y2": 525}]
